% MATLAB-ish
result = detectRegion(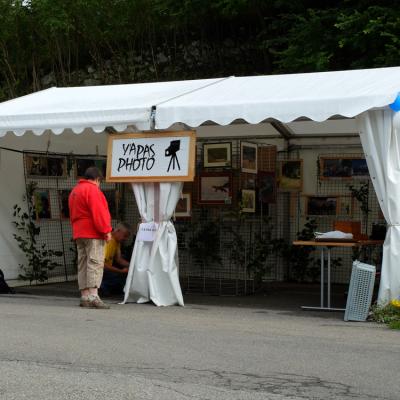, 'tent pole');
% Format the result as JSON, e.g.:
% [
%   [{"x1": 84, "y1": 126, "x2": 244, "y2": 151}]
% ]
[{"x1": 150, "y1": 105, "x2": 156, "y2": 130}]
